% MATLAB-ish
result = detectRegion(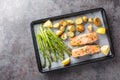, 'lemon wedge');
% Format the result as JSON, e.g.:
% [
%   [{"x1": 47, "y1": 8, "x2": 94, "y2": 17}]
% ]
[
  {"x1": 101, "y1": 45, "x2": 110, "y2": 55},
  {"x1": 96, "y1": 27, "x2": 106, "y2": 34},
  {"x1": 62, "y1": 58, "x2": 70, "y2": 66}
]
